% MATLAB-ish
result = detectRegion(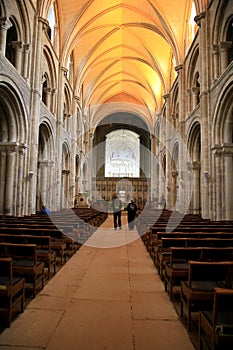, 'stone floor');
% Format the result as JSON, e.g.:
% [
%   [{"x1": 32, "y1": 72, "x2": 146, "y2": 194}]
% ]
[{"x1": 0, "y1": 214, "x2": 195, "y2": 350}]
